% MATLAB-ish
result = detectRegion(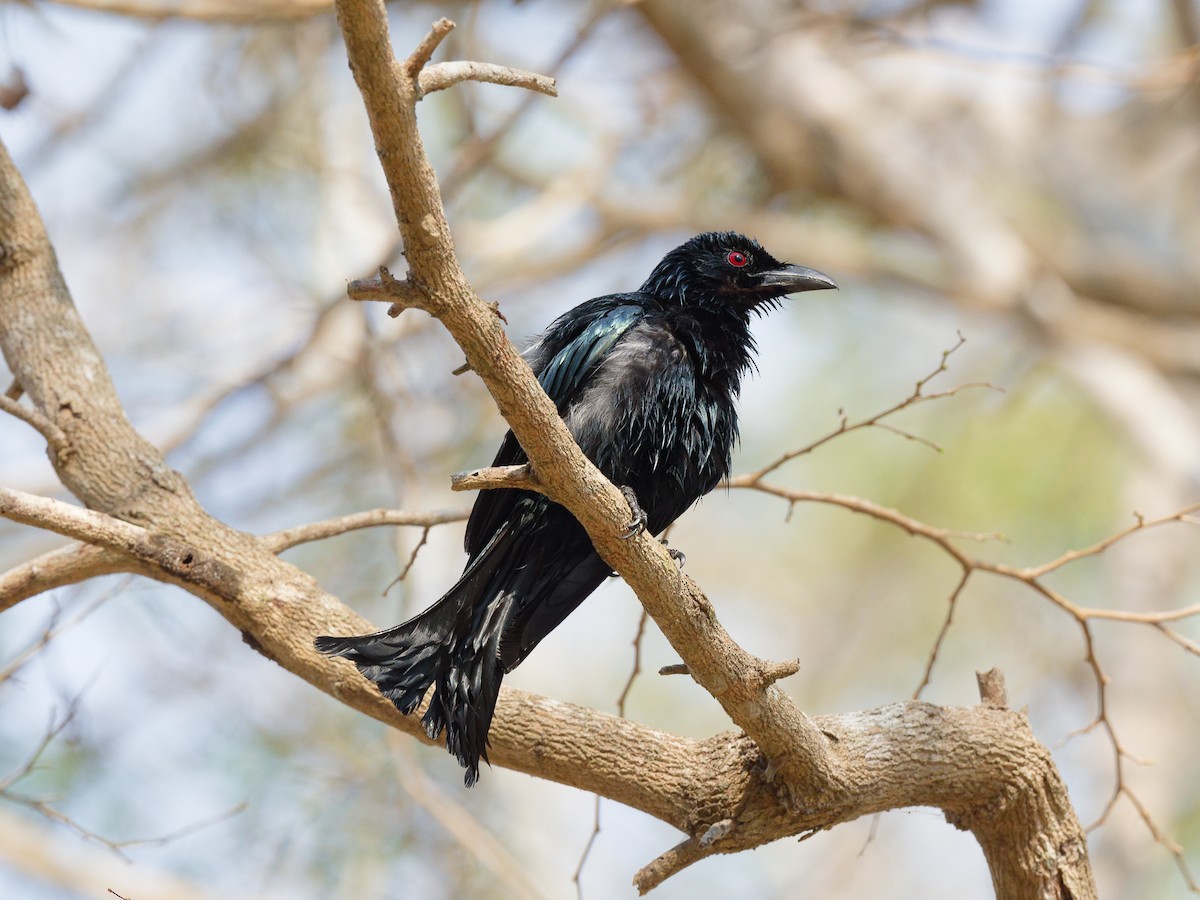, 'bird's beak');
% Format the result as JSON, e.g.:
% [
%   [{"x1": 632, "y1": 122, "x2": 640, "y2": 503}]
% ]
[{"x1": 758, "y1": 264, "x2": 838, "y2": 293}]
